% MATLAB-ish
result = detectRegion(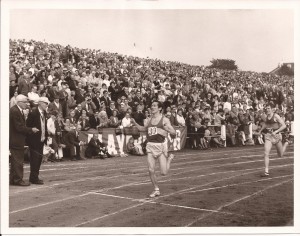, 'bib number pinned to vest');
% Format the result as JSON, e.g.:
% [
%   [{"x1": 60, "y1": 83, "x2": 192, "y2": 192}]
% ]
[{"x1": 148, "y1": 127, "x2": 158, "y2": 136}]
